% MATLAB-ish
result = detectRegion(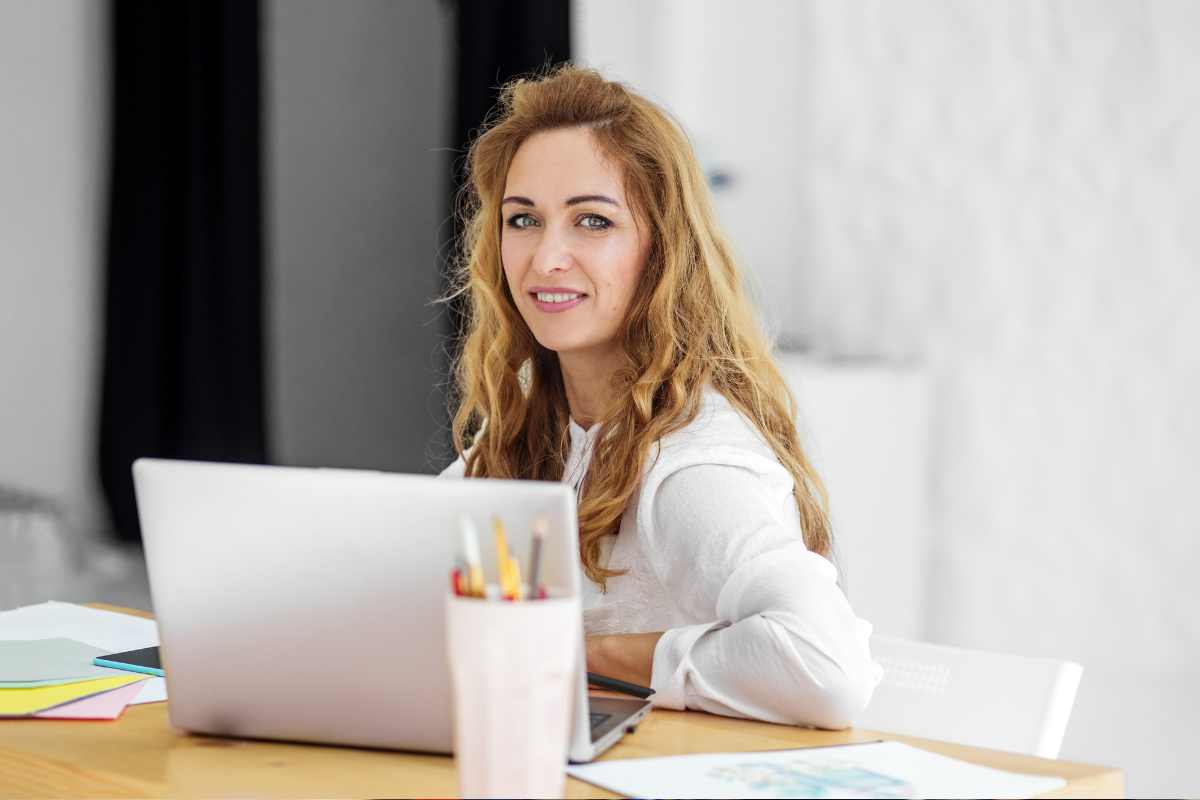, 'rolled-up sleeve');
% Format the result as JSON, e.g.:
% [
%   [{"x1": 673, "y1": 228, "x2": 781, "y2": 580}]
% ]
[{"x1": 645, "y1": 463, "x2": 883, "y2": 728}]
